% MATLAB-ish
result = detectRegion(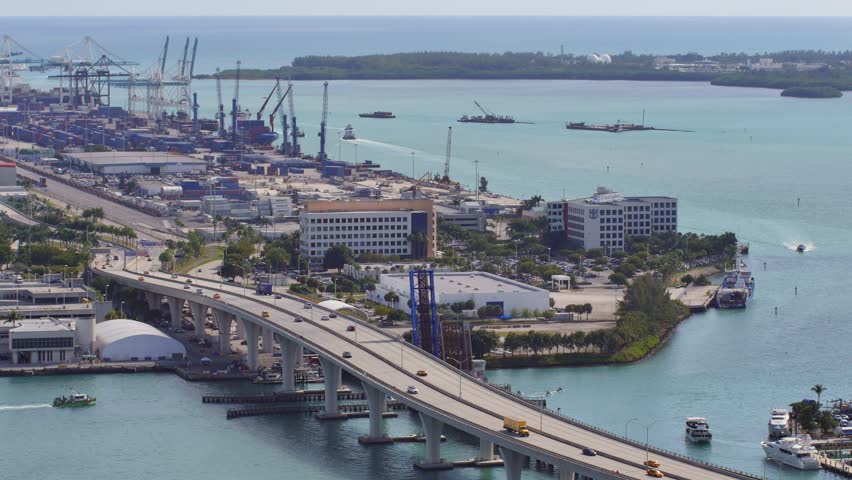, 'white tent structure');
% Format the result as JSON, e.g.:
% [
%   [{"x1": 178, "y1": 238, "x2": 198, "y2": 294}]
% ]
[{"x1": 95, "y1": 319, "x2": 186, "y2": 362}]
